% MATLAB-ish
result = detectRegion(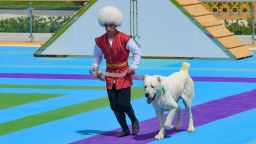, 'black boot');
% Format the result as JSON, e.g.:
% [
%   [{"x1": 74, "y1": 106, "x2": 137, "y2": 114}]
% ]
[
  {"x1": 116, "y1": 129, "x2": 130, "y2": 137},
  {"x1": 132, "y1": 120, "x2": 139, "y2": 135},
  {"x1": 113, "y1": 110, "x2": 130, "y2": 137},
  {"x1": 124, "y1": 108, "x2": 139, "y2": 135}
]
